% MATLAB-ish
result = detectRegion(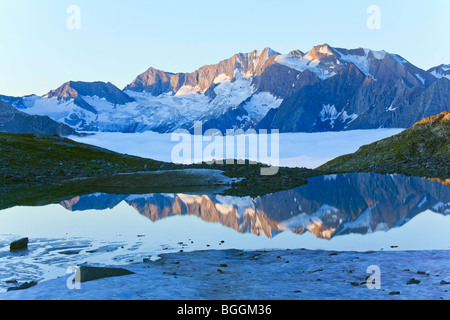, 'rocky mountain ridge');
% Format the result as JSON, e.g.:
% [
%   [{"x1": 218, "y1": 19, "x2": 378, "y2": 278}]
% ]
[
  {"x1": 0, "y1": 100, "x2": 78, "y2": 136},
  {"x1": 1, "y1": 44, "x2": 449, "y2": 134}
]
